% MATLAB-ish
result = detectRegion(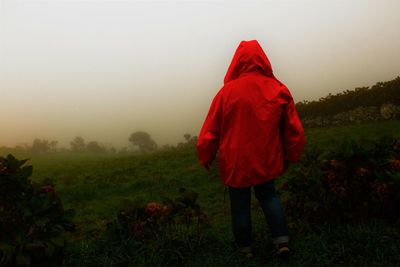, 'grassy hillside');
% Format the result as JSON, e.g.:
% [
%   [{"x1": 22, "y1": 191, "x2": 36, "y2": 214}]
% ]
[
  {"x1": 2, "y1": 120, "x2": 400, "y2": 266},
  {"x1": 295, "y1": 76, "x2": 400, "y2": 118}
]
